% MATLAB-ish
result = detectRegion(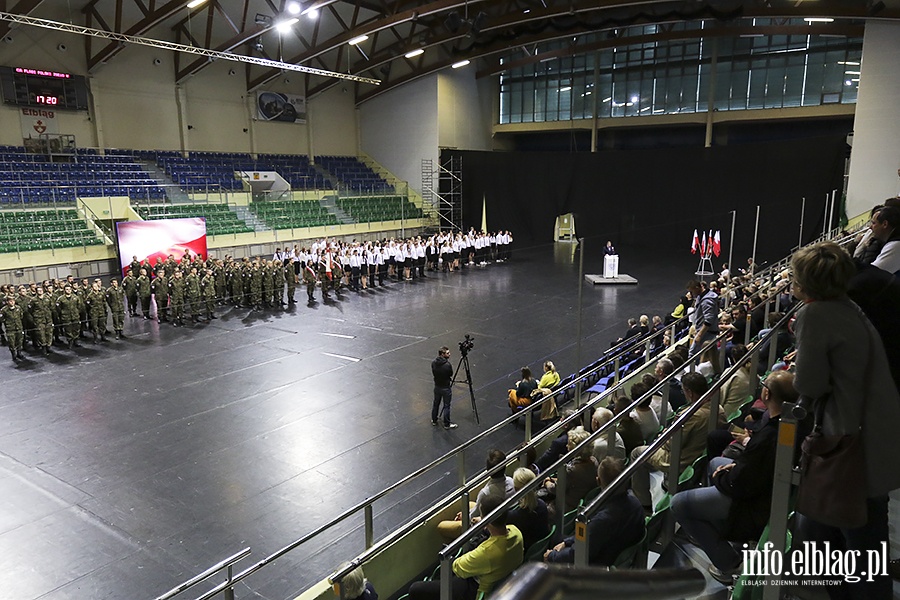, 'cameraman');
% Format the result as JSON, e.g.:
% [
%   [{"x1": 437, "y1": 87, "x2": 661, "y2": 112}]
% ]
[{"x1": 432, "y1": 346, "x2": 458, "y2": 429}]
